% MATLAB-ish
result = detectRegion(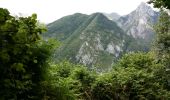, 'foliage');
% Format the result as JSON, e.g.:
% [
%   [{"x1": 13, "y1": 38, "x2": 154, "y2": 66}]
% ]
[
  {"x1": 116, "y1": 52, "x2": 156, "y2": 70},
  {"x1": 154, "y1": 11, "x2": 170, "y2": 68},
  {"x1": 1, "y1": 6, "x2": 170, "y2": 100},
  {"x1": 148, "y1": 0, "x2": 170, "y2": 9},
  {"x1": 91, "y1": 52, "x2": 170, "y2": 100},
  {"x1": 0, "y1": 8, "x2": 57, "y2": 99},
  {"x1": 46, "y1": 61, "x2": 96, "y2": 100},
  {"x1": 71, "y1": 66, "x2": 96, "y2": 99},
  {"x1": 91, "y1": 73, "x2": 114, "y2": 100},
  {"x1": 45, "y1": 52, "x2": 170, "y2": 100},
  {"x1": 153, "y1": 10, "x2": 170, "y2": 90},
  {"x1": 44, "y1": 13, "x2": 89, "y2": 41}
]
